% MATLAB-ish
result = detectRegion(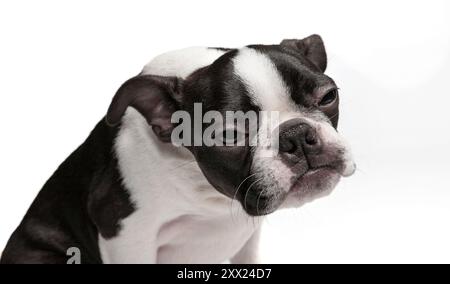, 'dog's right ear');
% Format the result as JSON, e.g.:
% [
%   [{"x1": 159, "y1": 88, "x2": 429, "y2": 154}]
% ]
[{"x1": 106, "y1": 75, "x2": 183, "y2": 142}]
